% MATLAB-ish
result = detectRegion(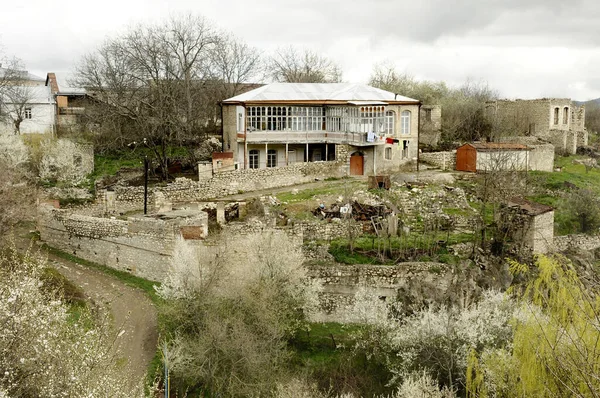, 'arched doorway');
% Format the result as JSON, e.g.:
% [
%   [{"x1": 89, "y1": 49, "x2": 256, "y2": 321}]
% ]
[{"x1": 350, "y1": 152, "x2": 364, "y2": 176}]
